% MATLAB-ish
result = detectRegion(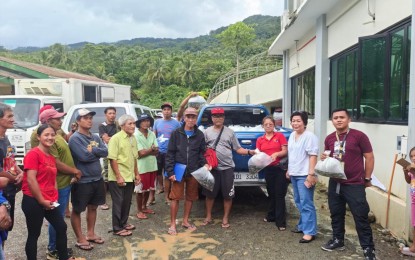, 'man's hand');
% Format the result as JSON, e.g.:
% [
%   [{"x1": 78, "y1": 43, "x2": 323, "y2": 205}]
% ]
[
  {"x1": 0, "y1": 206, "x2": 11, "y2": 230},
  {"x1": 14, "y1": 171, "x2": 23, "y2": 184},
  {"x1": 116, "y1": 176, "x2": 125, "y2": 186},
  {"x1": 365, "y1": 181, "x2": 372, "y2": 188},
  {"x1": 169, "y1": 175, "x2": 176, "y2": 182},
  {"x1": 102, "y1": 133, "x2": 111, "y2": 144}
]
